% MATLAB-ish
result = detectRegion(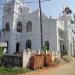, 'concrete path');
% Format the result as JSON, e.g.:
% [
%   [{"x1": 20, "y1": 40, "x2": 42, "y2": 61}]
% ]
[{"x1": 21, "y1": 60, "x2": 75, "y2": 75}]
